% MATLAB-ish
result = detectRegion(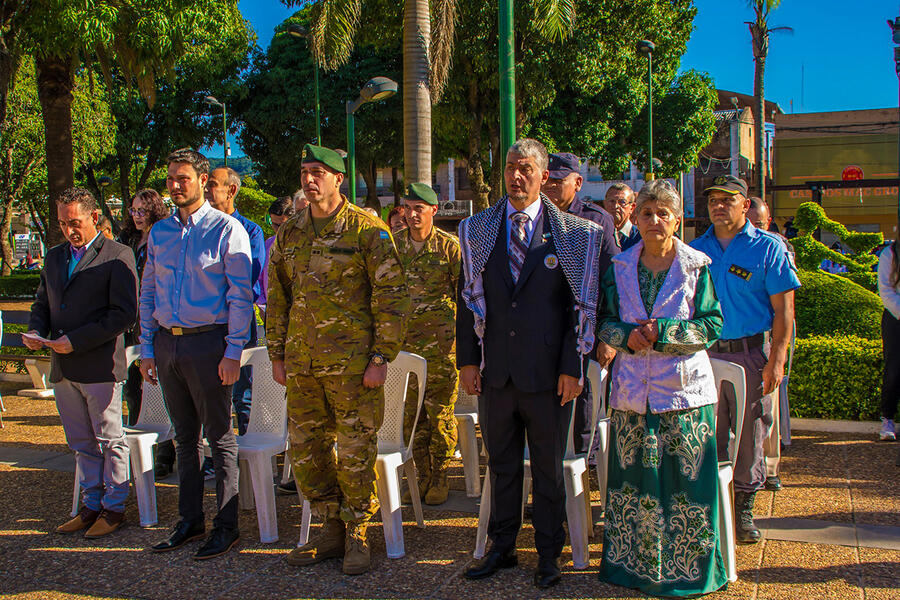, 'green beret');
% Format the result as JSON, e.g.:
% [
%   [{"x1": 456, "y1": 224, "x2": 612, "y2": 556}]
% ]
[
  {"x1": 301, "y1": 143, "x2": 346, "y2": 174},
  {"x1": 403, "y1": 182, "x2": 438, "y2": 206}
]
